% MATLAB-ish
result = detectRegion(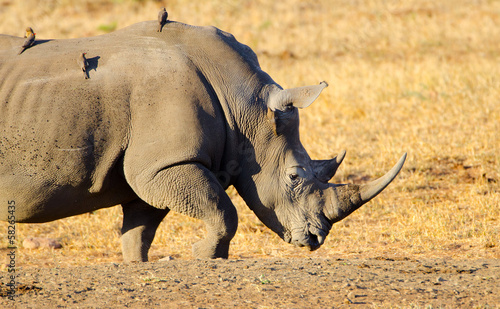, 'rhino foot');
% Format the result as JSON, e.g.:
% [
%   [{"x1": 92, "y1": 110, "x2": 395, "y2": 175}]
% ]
[{"x1": 192, "y1": 238, "x2": 230, "y2": 259}]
